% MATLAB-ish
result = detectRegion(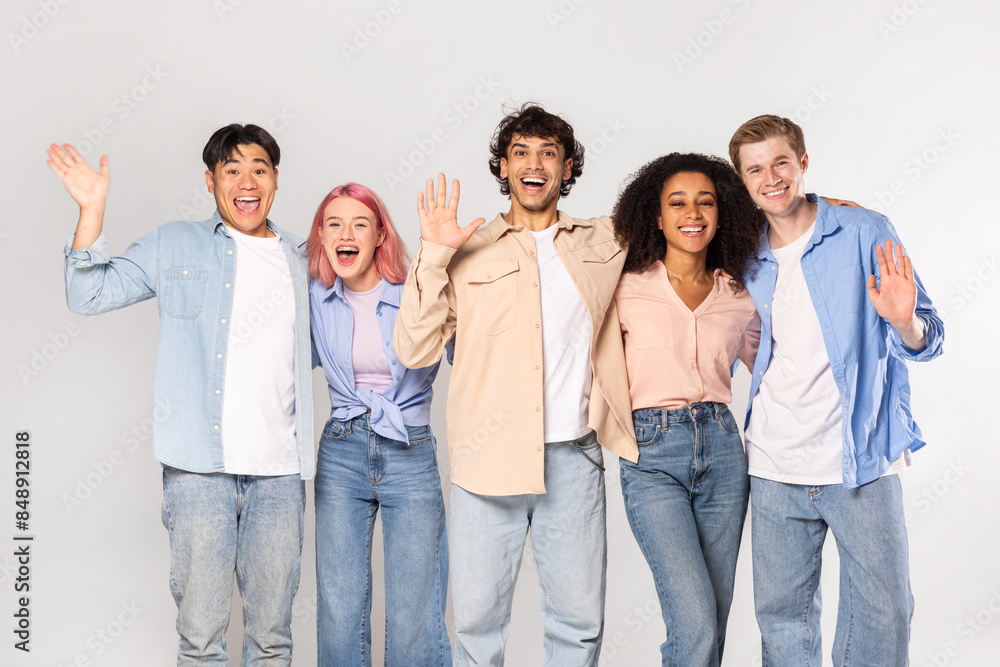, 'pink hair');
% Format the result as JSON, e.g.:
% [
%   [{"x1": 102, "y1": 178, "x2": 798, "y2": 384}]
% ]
[{"x1": 306, "y1": 183, "x2": 411, "y2": 288}]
